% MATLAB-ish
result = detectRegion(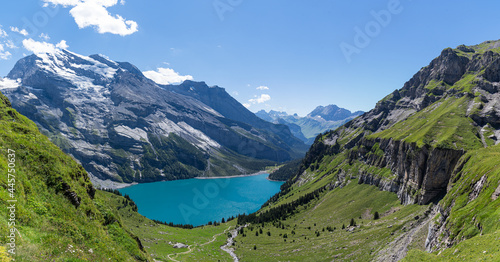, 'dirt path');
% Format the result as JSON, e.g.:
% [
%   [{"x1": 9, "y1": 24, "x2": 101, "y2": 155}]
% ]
[
  {"x1": 166, "y1": 226, "x2": 233, "y2": 262},
  {"x1": 201, "y1": 227, "x2": 233, "y2": 247},
  {"x1": 167, "y1": 245, "x2": 192, "y2": 262},
  {"x1": 221, "y1": 224, "x2": 248, "y2": 262},
  {"x1": 377, "y1": 210, "x2": 435, "y2": 262}
]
